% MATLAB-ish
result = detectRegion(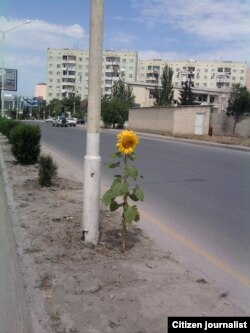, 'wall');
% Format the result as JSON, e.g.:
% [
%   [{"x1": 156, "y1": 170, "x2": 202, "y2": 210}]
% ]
[
  {"x1": 129, "y1": 107, "x2": 174, "y2": 134},
  {"x1": 129, "y1": 106, "x2": 211, "y2": 135},
  {"x1": 210, "y1": 112, "x2": 250, "y2": 137},
  {"x1": 173, "y1": 106, "x2": 210, "y2": 135}
]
